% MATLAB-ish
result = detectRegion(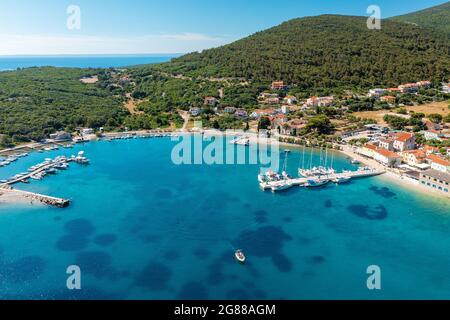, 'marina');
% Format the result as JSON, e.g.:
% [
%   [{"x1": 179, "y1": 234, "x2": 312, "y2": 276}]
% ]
[
  {"x1": 0, "y1": 136, "x2": 449, "y2": 299},
  {"x1": 259, "y1": 147, "x2": 385, "y2": 192},
  {"x1": 0, "y1": 151, "x2": 90, "y2": 208},
  {"x1": 259, "y1": 167, "x2": 385, "y2": 192}
]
